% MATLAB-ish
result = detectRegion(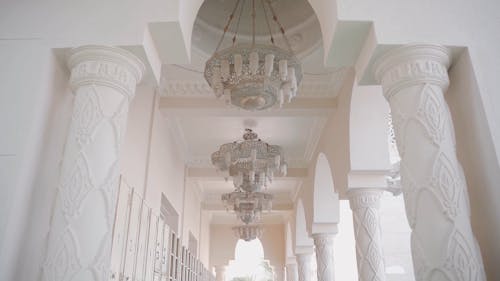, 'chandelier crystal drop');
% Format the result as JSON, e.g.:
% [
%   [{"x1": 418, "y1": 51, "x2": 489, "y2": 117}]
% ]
[
  {"x1": 204, "y1": 0, "x2": 302, "y2": 111},
  {"x1": 233, "y1": 224, "x2": 264, "y2": 242},
  {"x1": 221, "y1": 191, "x2": 273, "y2": 224},
  {"x1": 211, "y1": 129, "x2": 287, "y2": 192}
]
